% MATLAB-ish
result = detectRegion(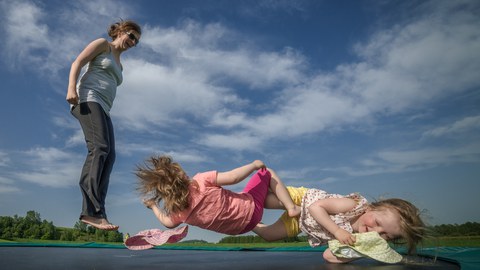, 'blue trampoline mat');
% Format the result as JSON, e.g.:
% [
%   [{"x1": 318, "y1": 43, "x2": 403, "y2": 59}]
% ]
[{"x1": 0, "y1": 246, "x2": 469, "y2": 270}]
